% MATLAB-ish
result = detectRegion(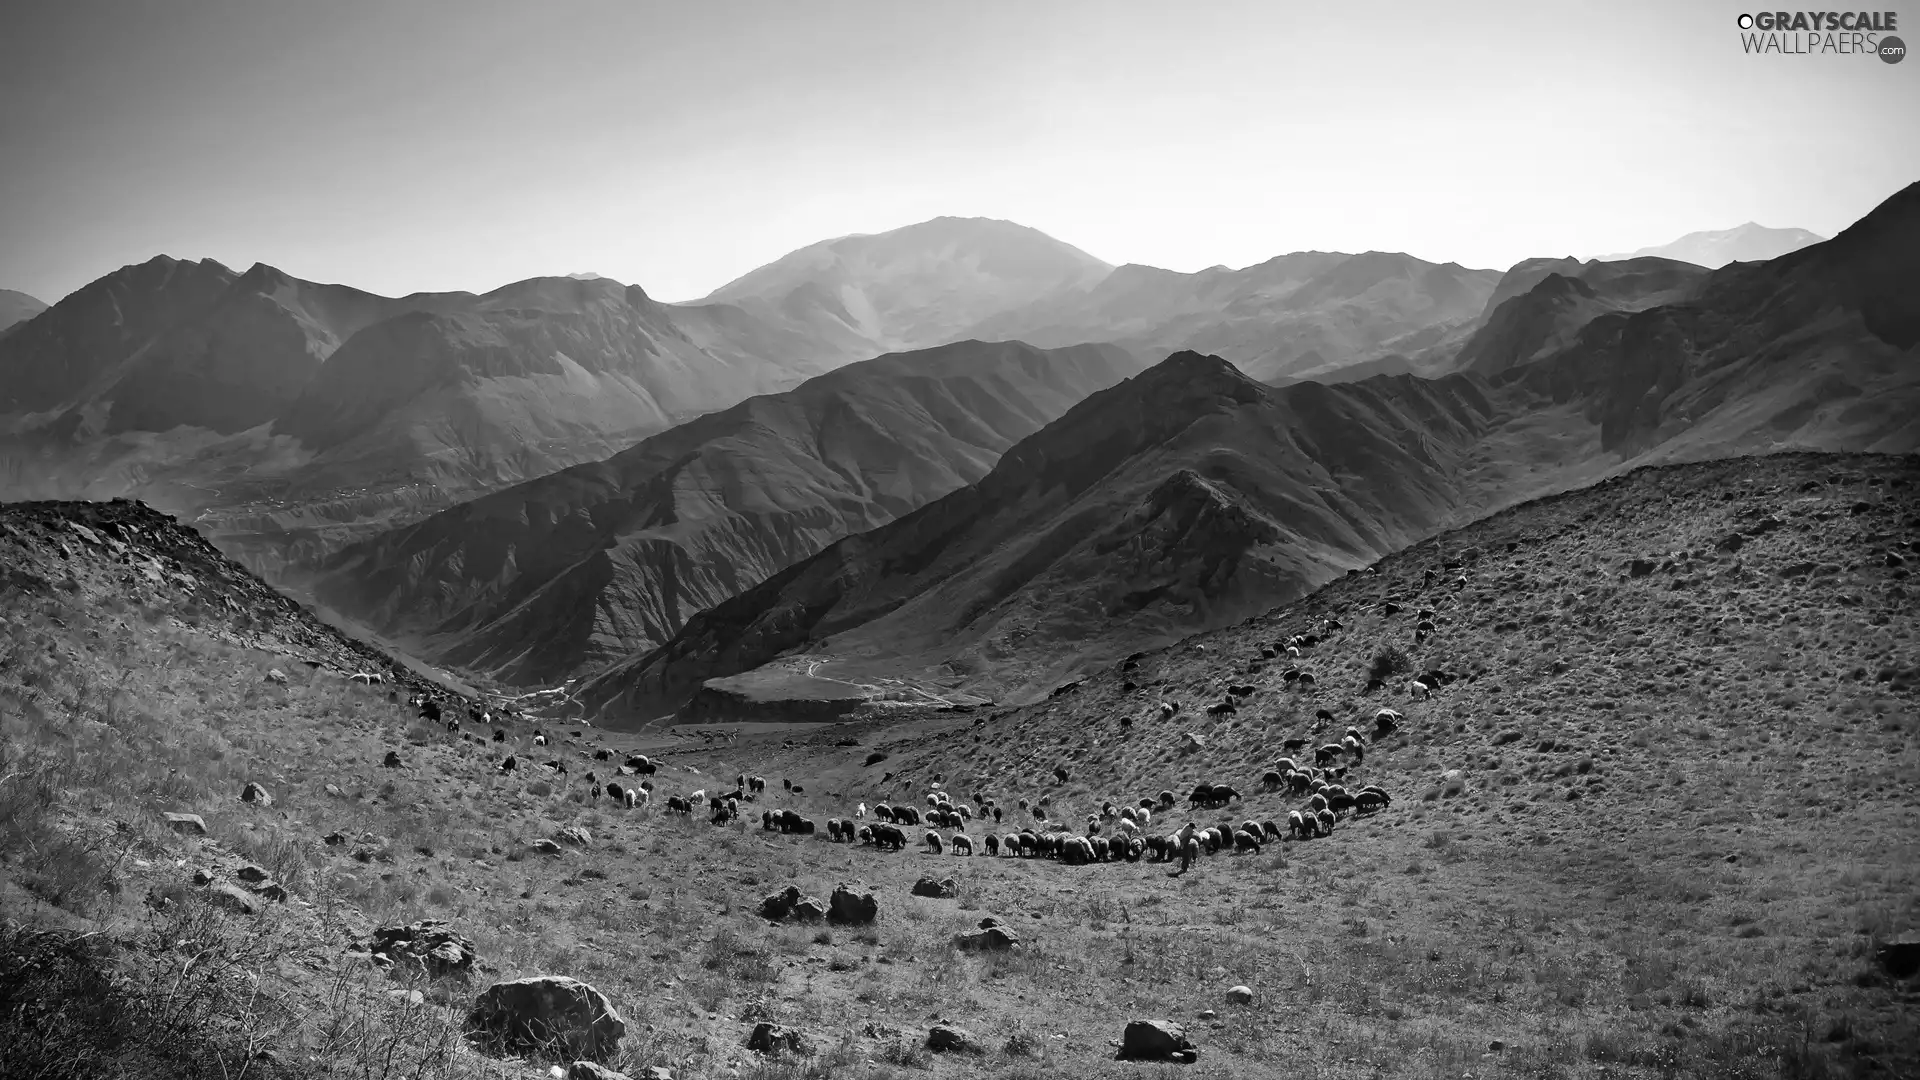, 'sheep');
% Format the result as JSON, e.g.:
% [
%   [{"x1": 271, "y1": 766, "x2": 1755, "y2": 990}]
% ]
[
  {"x1": 926, "y1": 793, "x2": 941, "y2": 808},
  {"x1": 500, "y1": 755, "x2": 518, "y2": 774},
  {"x1": 1090, "y1": 836, "x2": 1111, "y2": 861},
  {"x1": 493, "y1": 729, "x2": 506, "y2": 743},
  {"x1": 855, "y1": 802, "x2": 867, "y2": 818},
  {"x1": 1288, "y1": 810, "x2": 1311, "y2": 839},
  {"x1": 873, "y1": 824, "x2": 907, "y2": 850},
  {"x1": 1260, "y1": 819, "x2": 1282, "y2": 841},
  {"x1": 983, "y1": 834, "x2": 999, "y2": 856},
  {"x1": 1287, "y1": 771, "x2": 1313, "y2": 795},
  {"x1": 1233, "y1": 829, "x2": 1262, "y2": 854},
  {"x1": 1307, "y1": 793, "x2": 1329, "y2": 814},
  {"x1": 532, "y1": 734, "x2": 548, "y2": 747},
  {"x1": 1355, "y1": 790, "x2": 1391, "y2": 813},
  {"x1": 1054, "y1": 766, "x2": 1071, "y2": 784},
  {"x1": 1328, "y1": 790, "x2": 1358, "y2": 816},
  {"x1": 791, "y1": 784, "x2": 805, "y2": 795},
  {"x1": 993, "y1": 806, "x2": 1003, "y2": 823},
  {"x1": 1136, "y1": 806, "x2": 1152, "y2": 829},
  {"x1": 665, "y1": 796, "x2": 692, "y2": 814},
  {"x1": 1315, "y1": 743, "x2": 1344, "y2": 766},
  {"x1": 624, "y1": 788, "x2": 641, "y2": 809},
  {"x1": 1261, "y1": 770, "x2": 1285, "y2": 791},
  {"x1": 690, "y1": 788, "x2": 706, "y2": 804},
  {"x1": 1159, "y1": 701, "x2": 1177, "y2": 719},
  {"x1": 1315, "y1": 708, "x2": 1337, "y2": 724},
  {"x1": 857, "y1": 825, "x2": 875, "y2": 845},
  {"x1": 1274, "y1": 757, "x2": 1300, "y2": 776},
  {"x1": 749, "y1": 776, "x2": 765, "y2": 793},
  {"x1": 924, "y1": 830, "x2": 944, "y2": 854},
  {"x1": 1410, "y1": 680, "x2": 1432, "y2": 700},
  {"x1": 1315, "y1": 809, "x2": 1336, "y2": 835},
  {"x1": 1158, "y1": 789, "x2": 1177, "y2": 809},
  {"x1": 950, "y1": 833, "x2": 973, "y2": 856},
  {"x1": 1342, "y1": 735, "x2": 1366, "y2": 764},
  {"x1": 1119, "y1": 806, "x2": 1138, "y2": 824}
]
